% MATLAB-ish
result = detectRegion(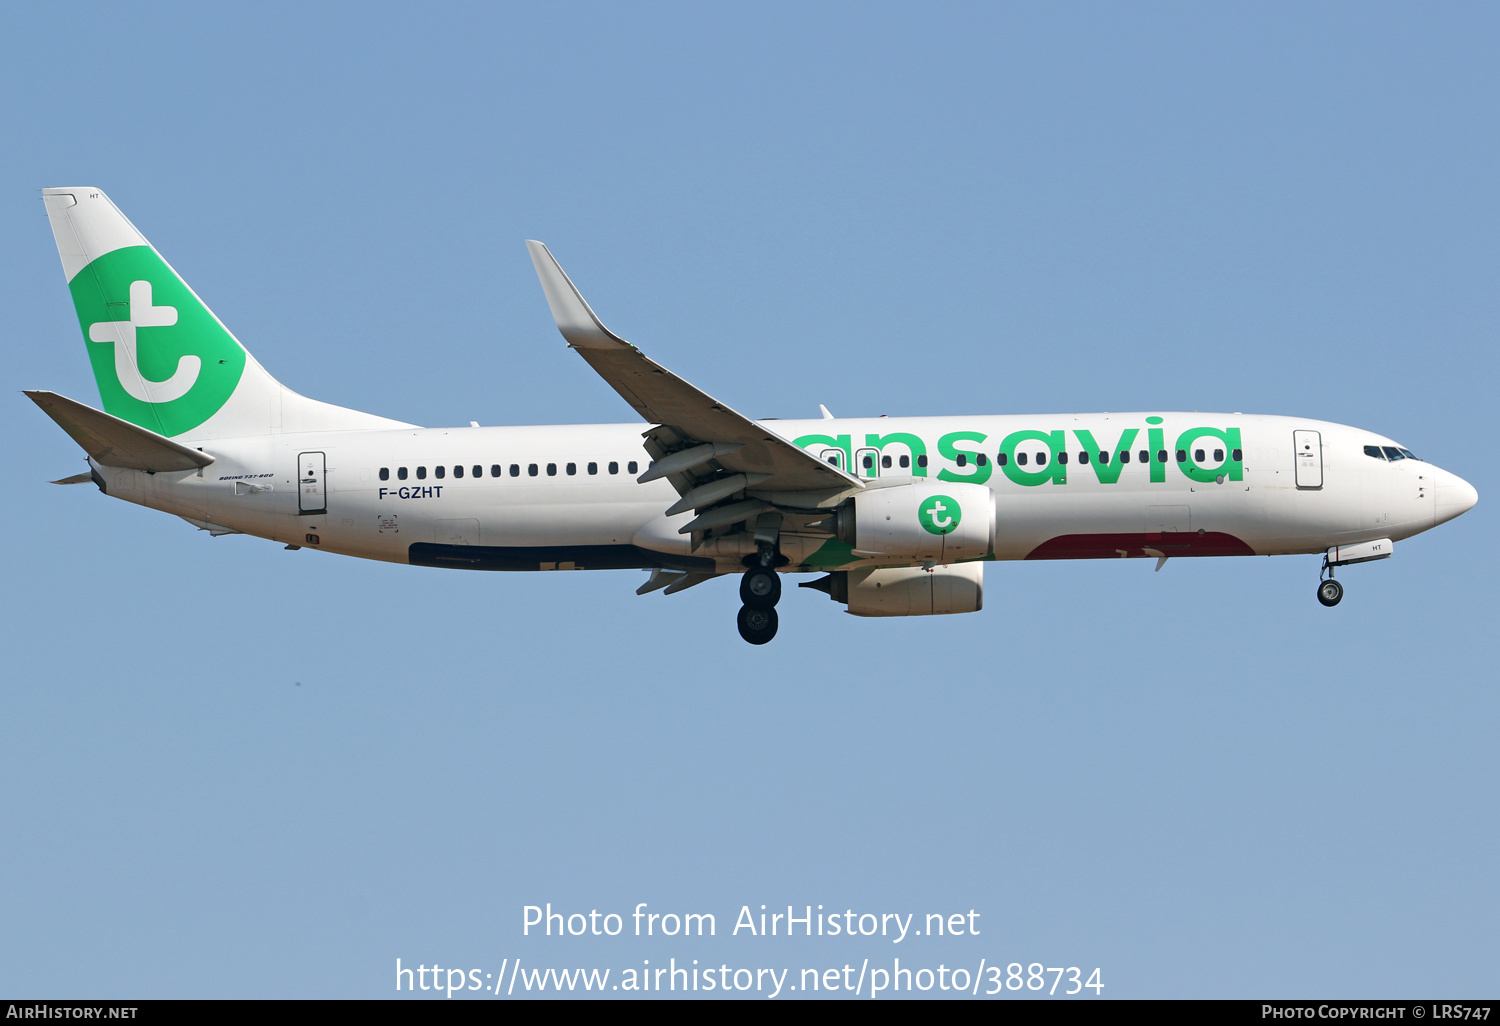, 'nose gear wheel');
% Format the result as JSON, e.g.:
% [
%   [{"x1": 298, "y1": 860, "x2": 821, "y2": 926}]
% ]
[{"x1": 1316, "y1": 555, "x2": 1344, "y2": 607}]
